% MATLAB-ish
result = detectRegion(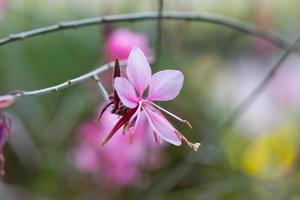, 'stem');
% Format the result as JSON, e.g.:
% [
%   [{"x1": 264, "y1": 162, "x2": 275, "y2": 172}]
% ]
[
  {"x1": 0, "y1": 11, "x2": 292, "y2": 51},
  {"x1": 7, "y1": 60, "x2": 127, "y2": 98},
  {"x1": 92, "y1": 75, "x2": 110, "y2": 102}
]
